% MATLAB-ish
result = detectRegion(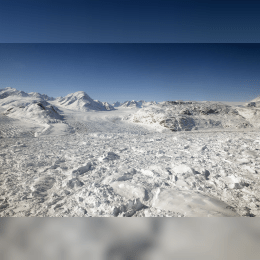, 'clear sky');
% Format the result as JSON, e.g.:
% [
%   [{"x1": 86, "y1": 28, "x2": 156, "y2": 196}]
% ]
[
  {"x1": 0, "y1": 0, "x2": 260, "y2": 43},
  {"x1": 1, "y1": 44, "x2": 260, "y2": 103}
]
